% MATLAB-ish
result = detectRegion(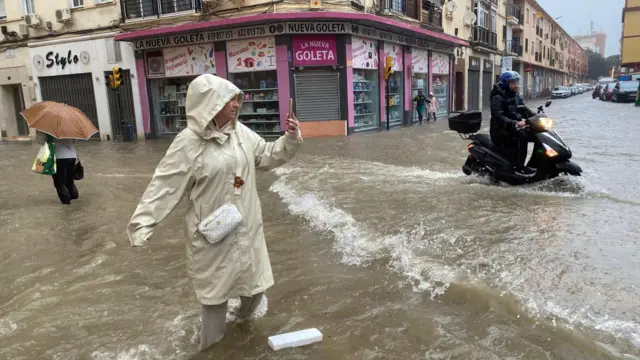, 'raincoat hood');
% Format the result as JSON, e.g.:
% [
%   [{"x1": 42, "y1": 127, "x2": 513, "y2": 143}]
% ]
[{"x1": 186, "y1": 74, "x2": 244, "y2": 140}]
